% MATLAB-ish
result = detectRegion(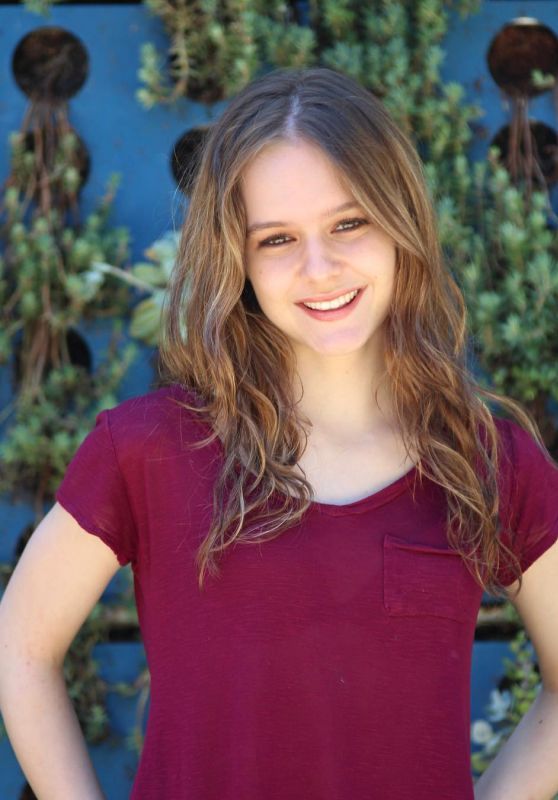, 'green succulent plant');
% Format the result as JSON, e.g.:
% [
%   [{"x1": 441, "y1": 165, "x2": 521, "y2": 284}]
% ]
[
  {"x1": 90, "y1": 230, "x2": 182, "y2": 348},
  {"x1": 0, "y1": 43, "x2": 144, "y2": 751},
  {"x1": 429, "y1": 148, "x2": 558, "y2": 444},
  {"x1": 136, "y1": 0, "x2": 318, "y2": 108}
]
